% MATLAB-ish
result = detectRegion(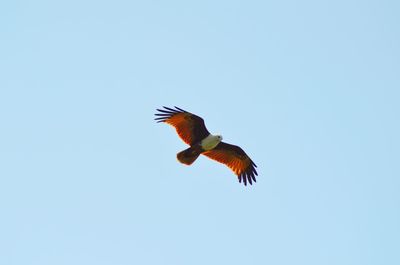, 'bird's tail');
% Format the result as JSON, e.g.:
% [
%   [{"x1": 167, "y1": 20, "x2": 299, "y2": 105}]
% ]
[{"x1": 177, "y1": 146, "x2": 202, "y2": 165}]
